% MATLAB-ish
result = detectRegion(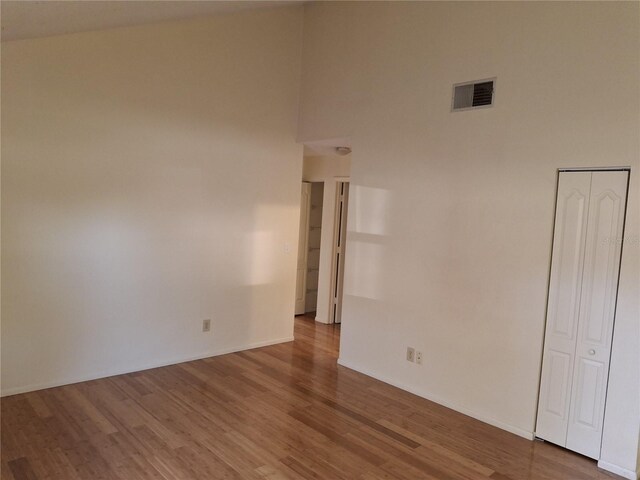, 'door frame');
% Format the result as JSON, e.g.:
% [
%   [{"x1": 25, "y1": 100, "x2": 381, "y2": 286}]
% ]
[{"x1": 534, "y1": 166, "x2": 631, "y2": 459}]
